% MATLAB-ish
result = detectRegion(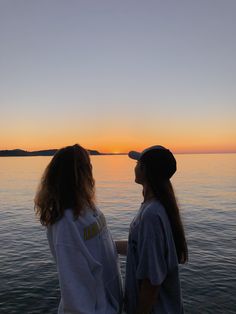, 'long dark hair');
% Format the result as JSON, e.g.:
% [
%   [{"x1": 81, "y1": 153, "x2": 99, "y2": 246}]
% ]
[
  {"x1": 34, "y1": 144, "x2": 96, "y2": 226},
  {"x1": 142, "y1": 161, "x2": 188, "y2": 264}
]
